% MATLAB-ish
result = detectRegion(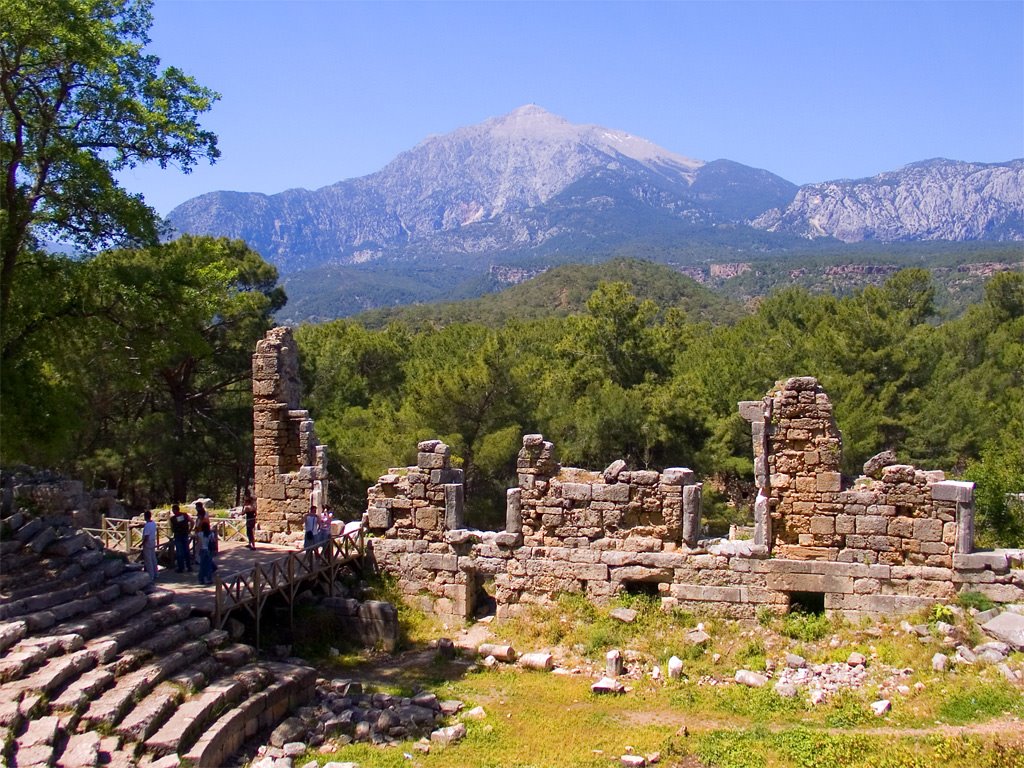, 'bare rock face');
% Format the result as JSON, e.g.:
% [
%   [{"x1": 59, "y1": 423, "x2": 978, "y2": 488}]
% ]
[{"x1": 752, "y1": 159, "x2": 1024, "y2": 243}]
